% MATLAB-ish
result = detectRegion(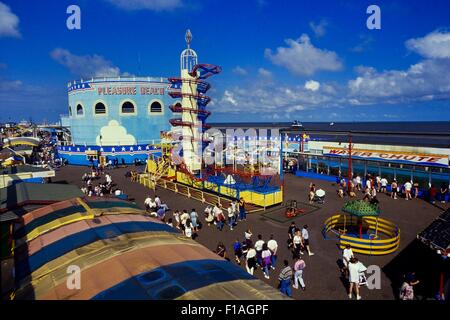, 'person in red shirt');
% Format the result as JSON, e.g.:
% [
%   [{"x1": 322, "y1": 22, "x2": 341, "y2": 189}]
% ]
[{"x1": 429, "y1": 185, "x2": 437, "y2": 204}]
